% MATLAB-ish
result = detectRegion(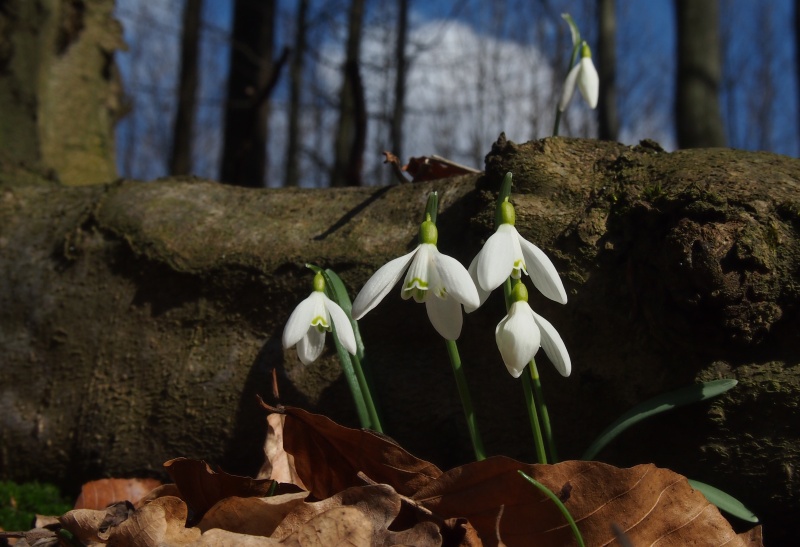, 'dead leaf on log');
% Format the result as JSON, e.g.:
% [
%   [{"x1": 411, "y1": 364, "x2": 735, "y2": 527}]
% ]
[
  {"x1": 404, "y1": 155, "x2": 480, "y2": 182},
  {"x1": 278, "y1": 406, "x2": 443, "y2": 499},
  {"x1": 164, "y1": 457, "x2": 301, "y2": 519},
  {"x1": 73, "y1": 477, "x2": 162, "y2": 510},
  {"x1": 412, "y1": 456, "x2": 763, "y2": 547}
]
